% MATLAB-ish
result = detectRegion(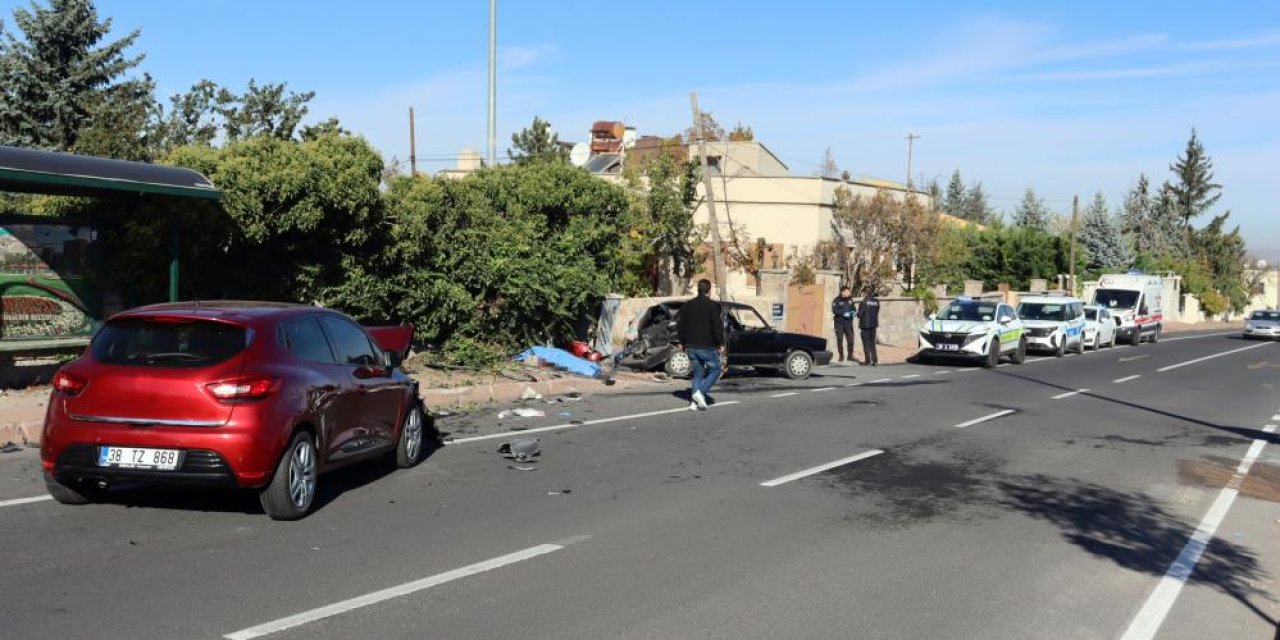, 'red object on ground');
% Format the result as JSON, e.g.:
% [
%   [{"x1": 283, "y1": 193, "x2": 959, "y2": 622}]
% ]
[{"x1": 568, "y1": 340, "x2": 592, "y2": 358}]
